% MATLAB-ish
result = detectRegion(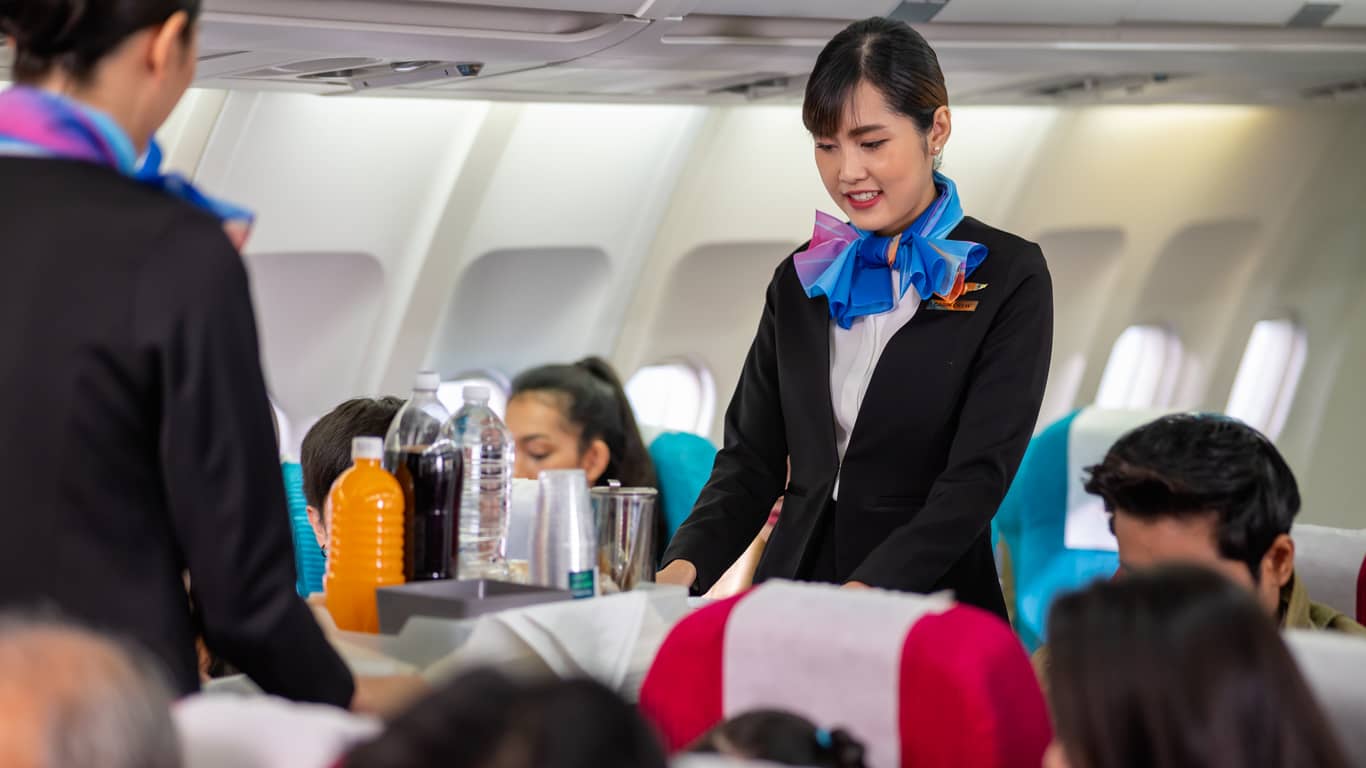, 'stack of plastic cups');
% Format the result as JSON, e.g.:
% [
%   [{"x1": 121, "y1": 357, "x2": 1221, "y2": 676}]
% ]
[
  {"x1": 283, "y1": 461, "x2": 326, "y2": 597},
  {"x1": 324, "y1": 437, "x2": 406, "y2": 634}
]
